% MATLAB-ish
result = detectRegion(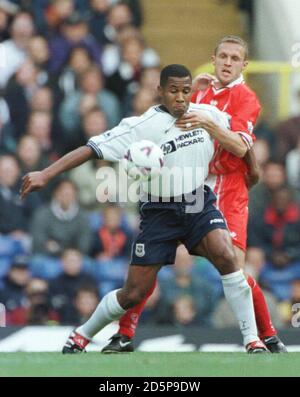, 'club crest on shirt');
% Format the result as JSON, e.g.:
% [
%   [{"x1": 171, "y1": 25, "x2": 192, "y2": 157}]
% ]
[{"x1": 135, "y1": 243, "x2": 145, "y2": 257}]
